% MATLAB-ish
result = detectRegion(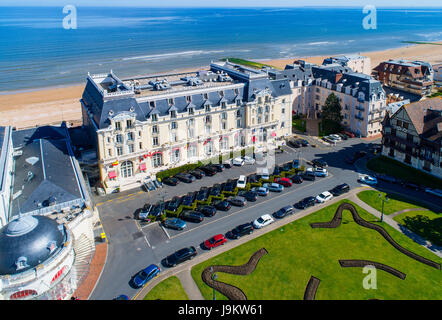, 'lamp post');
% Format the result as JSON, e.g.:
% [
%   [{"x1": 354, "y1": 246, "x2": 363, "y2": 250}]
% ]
[
  {"x1": 210, "y1": 266, "x2": 217, "y2": 300},
  {"x1": 378, "y1": 193, "x2": 389, "y2": 222}
]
